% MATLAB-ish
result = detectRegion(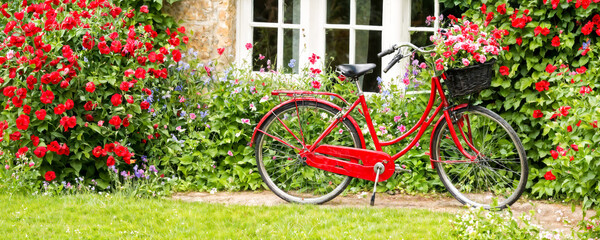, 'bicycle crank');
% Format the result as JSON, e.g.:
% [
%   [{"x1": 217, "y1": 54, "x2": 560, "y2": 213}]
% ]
[{"x1": 370, "y1": 162, "x2": 385, "y2": 206}]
